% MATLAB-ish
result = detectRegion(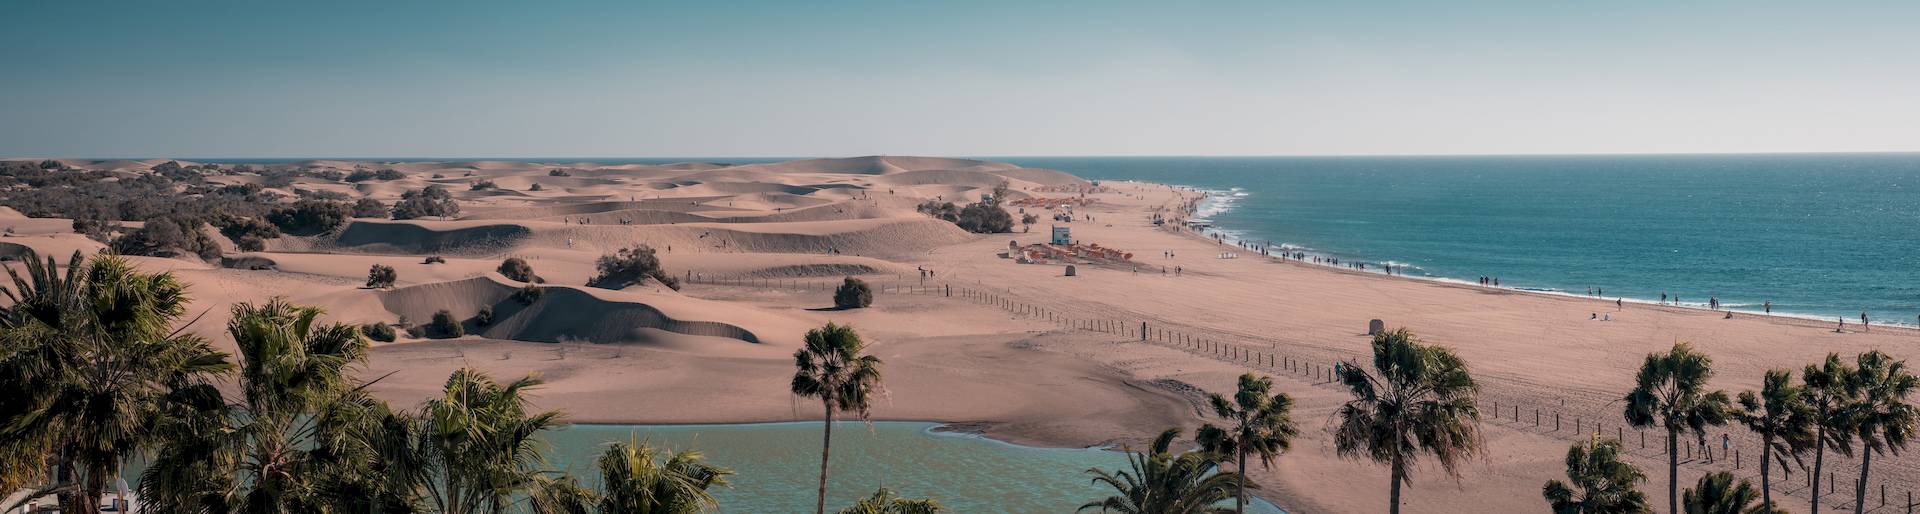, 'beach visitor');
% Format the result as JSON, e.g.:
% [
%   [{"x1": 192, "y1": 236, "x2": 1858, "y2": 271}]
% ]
[
  {"x1": 1862, "y1": 312, "x2": 1870, "y2": 331},
  {"x1": 1764, "y1": 301, "x2": 1771, "y2": 314},
  {"x1": 1591, "y1": 313, "x2": 1597, "y2": 320},
  {"x1": 1661, "y1": 292, "x2": 1667, "y2": 304},
  {"x1": 1616, "y1": 299, "x2": 1623, "y2": 309}
]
